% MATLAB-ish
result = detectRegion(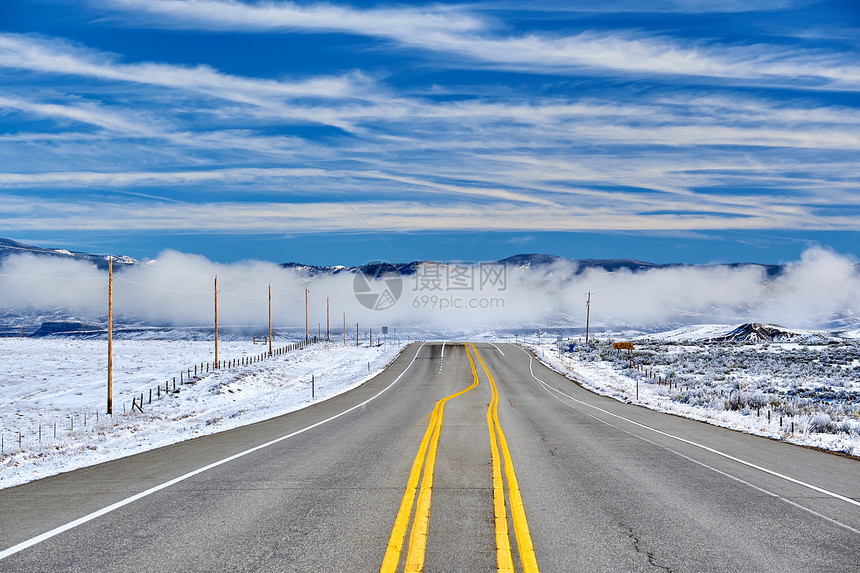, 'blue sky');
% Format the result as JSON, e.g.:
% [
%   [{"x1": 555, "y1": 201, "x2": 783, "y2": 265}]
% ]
[{"x1": 1, "y1": 0, "x2": 858, "y2": 265}]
